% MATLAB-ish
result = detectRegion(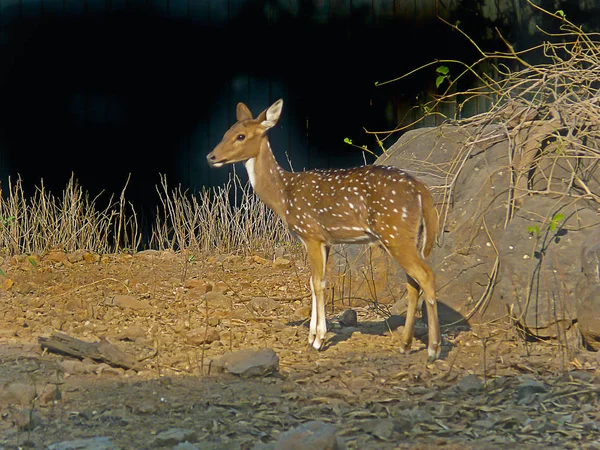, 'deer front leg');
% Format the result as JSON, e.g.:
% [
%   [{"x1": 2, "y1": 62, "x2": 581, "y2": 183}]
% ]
[{"x1": 305, "y1": 240, "x2": 329, "y2": 350}]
